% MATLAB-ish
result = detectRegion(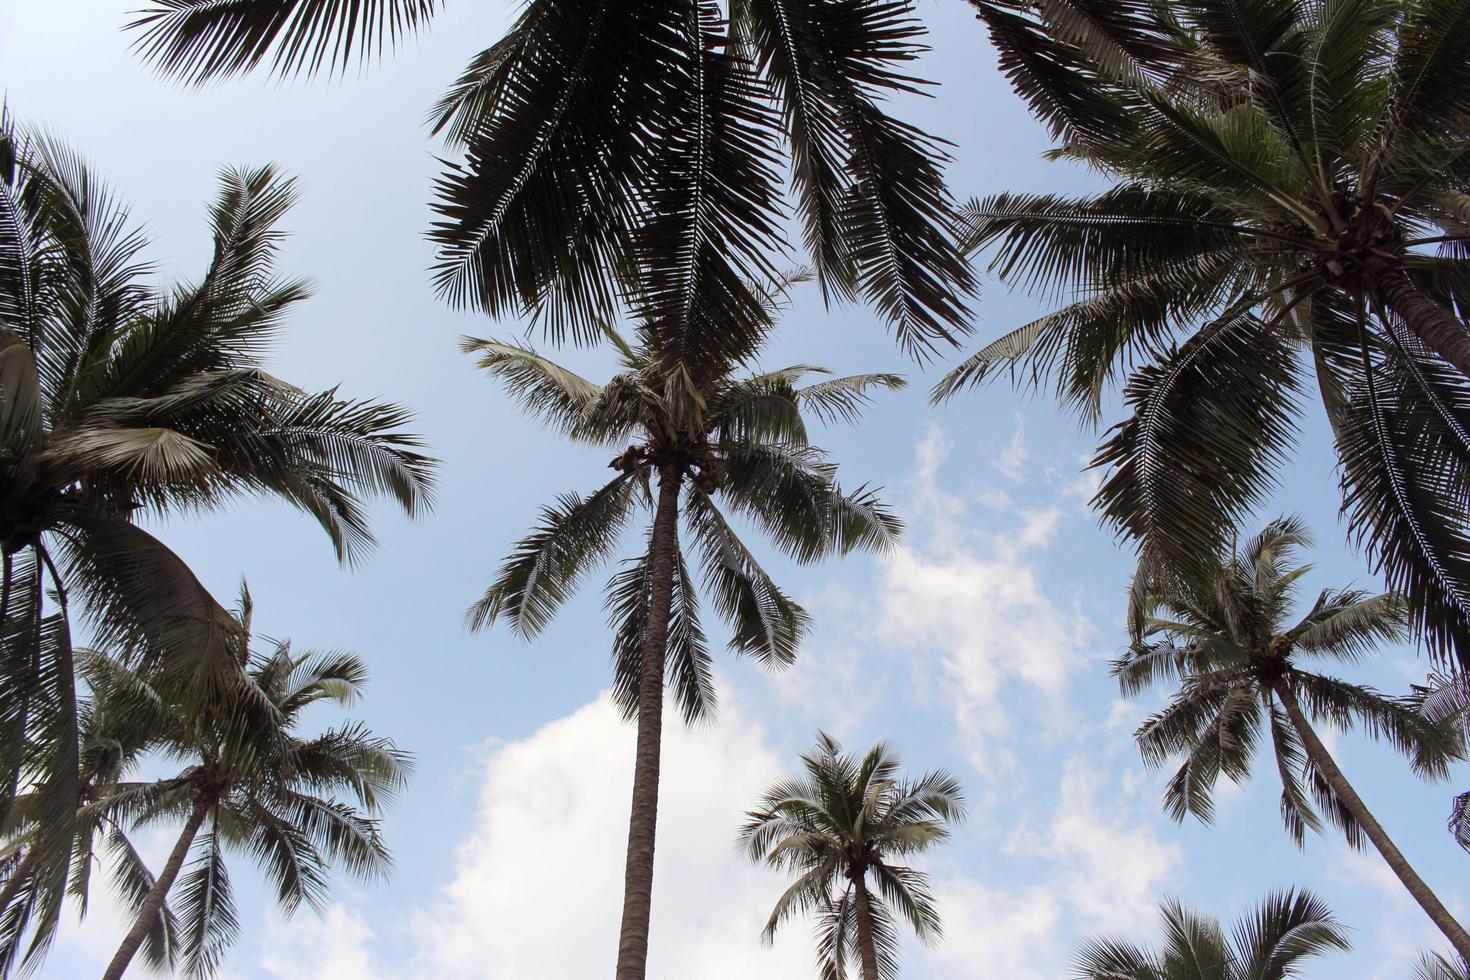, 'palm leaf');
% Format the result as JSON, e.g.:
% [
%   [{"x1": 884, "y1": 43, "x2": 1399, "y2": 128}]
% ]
[
  {"x1": 467, "y1": 474, "x2": 637, "y2": 637},
  {"x1": 128, "y1": 0, "x2": 441, "y2": 83}
]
